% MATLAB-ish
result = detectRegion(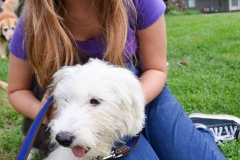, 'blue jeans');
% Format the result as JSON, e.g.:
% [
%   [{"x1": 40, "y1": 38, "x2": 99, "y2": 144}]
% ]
[{"x1": 115, "y1": 85, "x2": 226, "y2": 160}]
